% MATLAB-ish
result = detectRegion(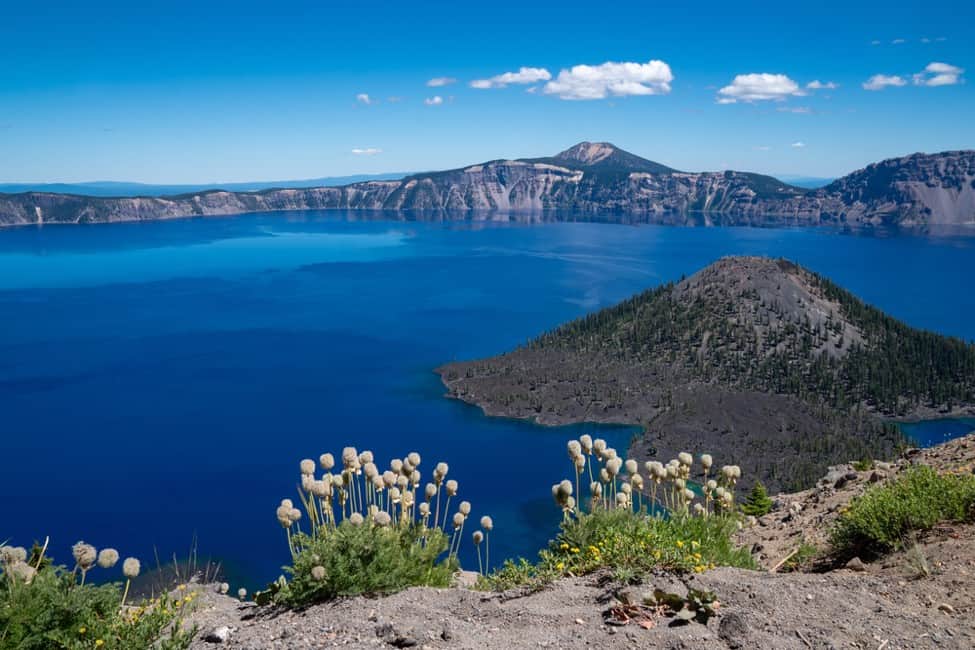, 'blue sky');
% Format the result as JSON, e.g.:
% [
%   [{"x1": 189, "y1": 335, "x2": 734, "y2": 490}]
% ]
[{"x1": 1, "y1": 0, "x2": 972, "y2": 183}]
